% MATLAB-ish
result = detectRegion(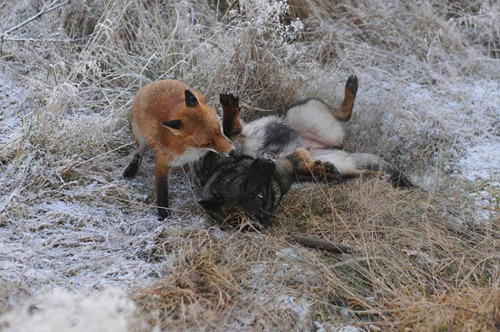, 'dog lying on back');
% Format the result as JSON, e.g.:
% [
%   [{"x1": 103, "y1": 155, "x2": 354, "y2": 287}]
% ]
[{"x1": 190, "y1": 75, "x2": 413, "y2": 227}]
